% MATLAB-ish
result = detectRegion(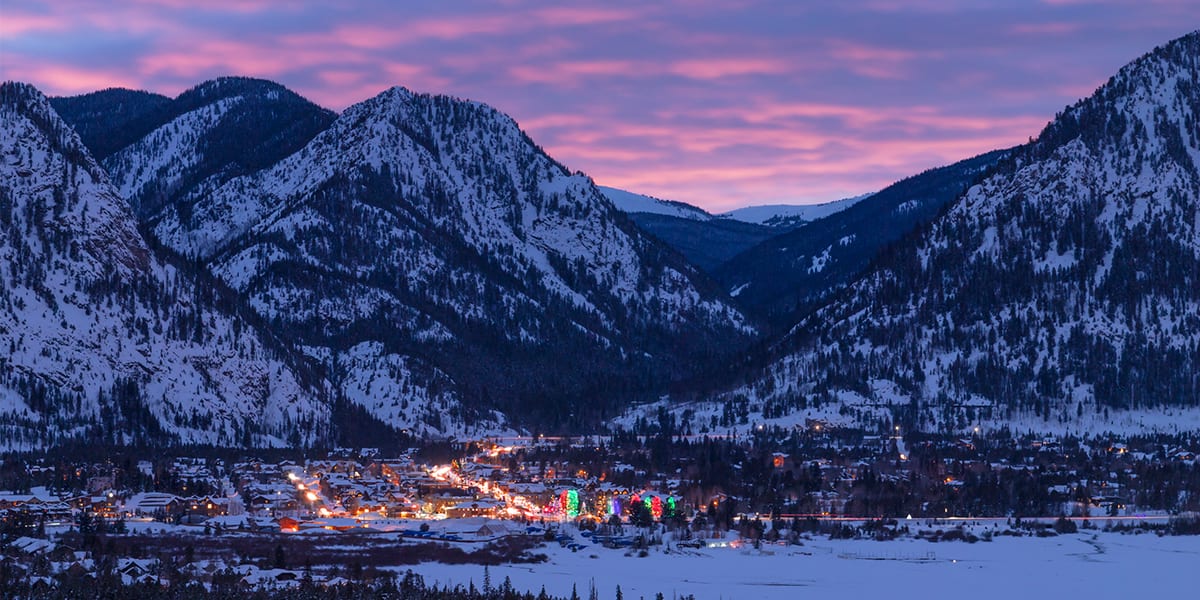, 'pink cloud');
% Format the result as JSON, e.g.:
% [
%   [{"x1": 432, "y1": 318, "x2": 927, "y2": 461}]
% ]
[
  {"x1": 525, "y1": 99, "x2": 1045, "y2": 211},
  {"x1": 3, "y1": 61, "x2": 142, "y2": 95},
  {"x1": 315, "y1": 70, "x2": 366, "y2": 87},
  {"x1": 136, "y1": 36, "x2": 370, "y2": 79},
  {"x1": 508, "y1": 61, "x2": 644, "y2": 85},
  {"x1": 128, "y1": 0, "x2": 280, "y2": 10},
  {"x1": 507, "y1": 57, "x2": 793, "y2": 86},
  {"x1": 667, "y1": 58, "x2": 791, "y2": 79},
  {"x1": 532, "y1": 6, "x2": 644, "y2": 27},
  {"x1": 1010, "y1": 22, "x2": 1082, "y2": 35},
  {"x1": 825, "y1": 40, "x2": 941, "y2": 80},
  {"x1": 0, "y1": 12, "x2": 67, "y2": 36},
  {"x1": 517, "y1": 114, "x2": 597, "y2": 130}
]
